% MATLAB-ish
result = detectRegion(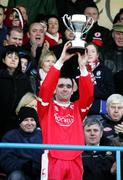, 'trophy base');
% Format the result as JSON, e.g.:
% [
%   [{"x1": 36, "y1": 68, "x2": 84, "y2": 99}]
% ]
[{"x1": 67, "y1": 47, "x2": 85, "y2": 54}]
